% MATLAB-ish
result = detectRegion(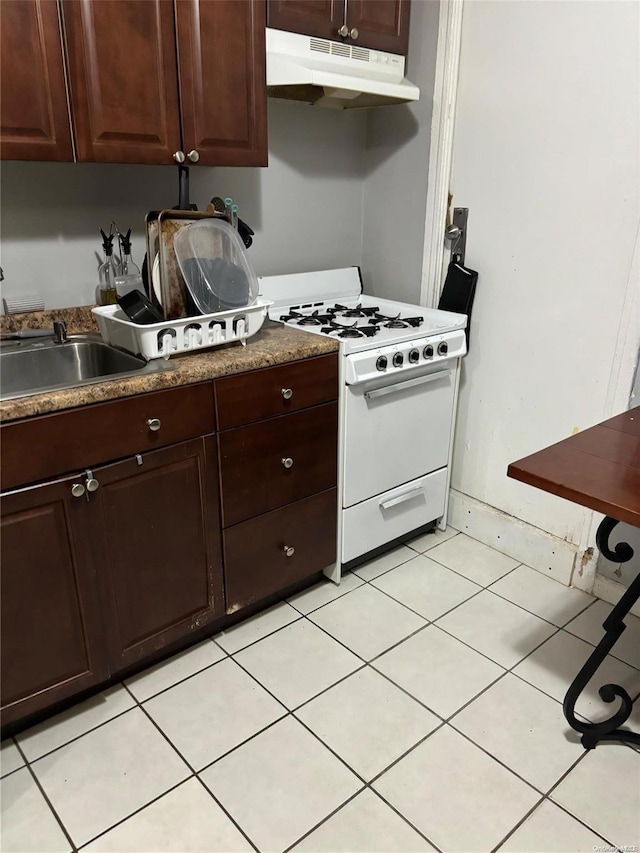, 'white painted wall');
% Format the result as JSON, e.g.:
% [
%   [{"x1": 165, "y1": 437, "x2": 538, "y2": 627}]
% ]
[
  {"x1": 360, "y1": 0, "x2": 440, "y2": 304},
  {"x1": 0, "y1": 101, "x2": 366, "y2": 309},
  {"x1": 448, "y1": 1, "x2": 640, "y2": 556}
]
